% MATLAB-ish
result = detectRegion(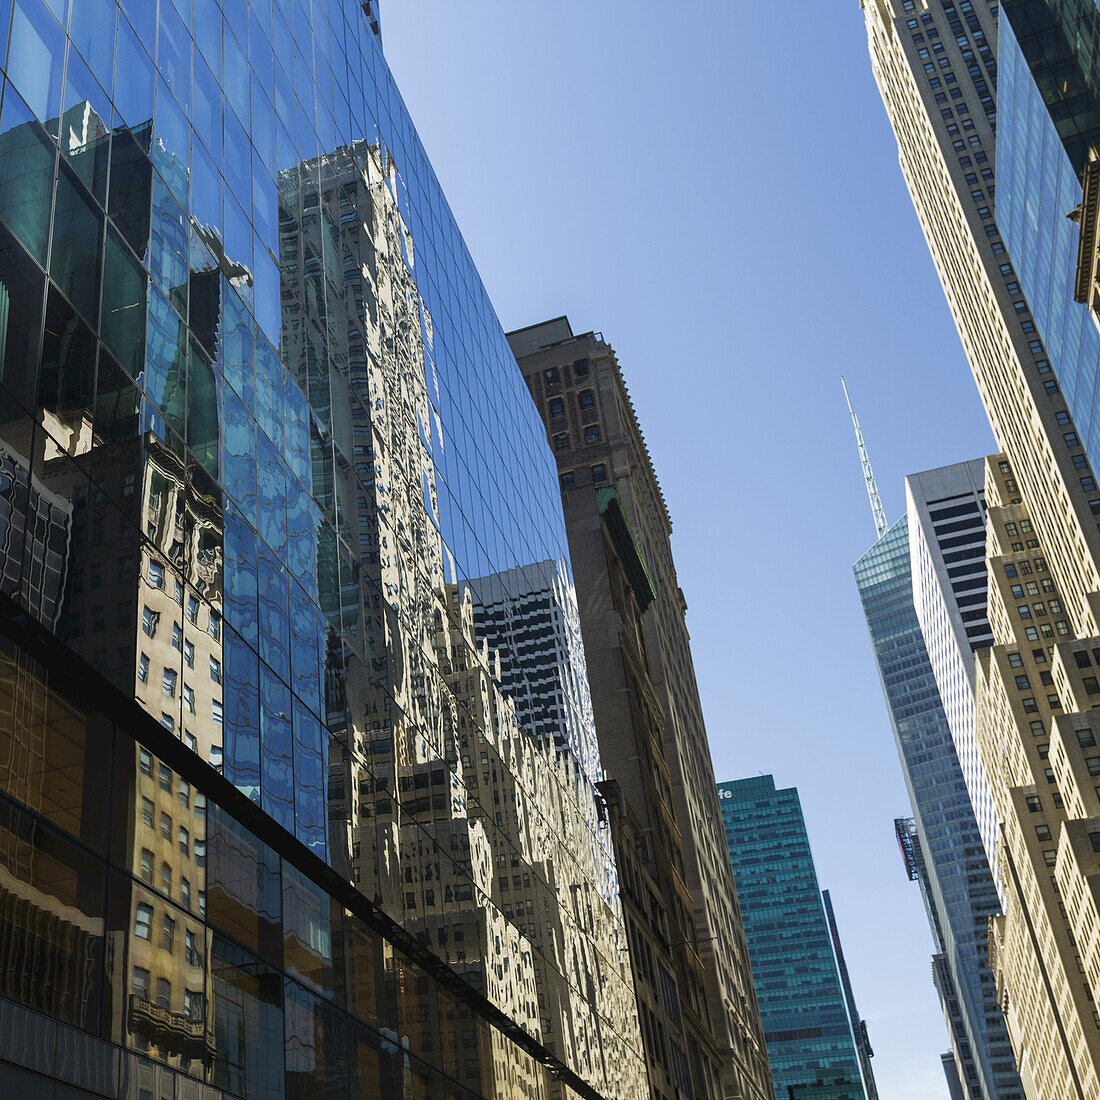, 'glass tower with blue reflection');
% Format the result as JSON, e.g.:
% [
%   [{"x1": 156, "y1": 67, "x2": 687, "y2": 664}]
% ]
[
  {"x1": 0, "y1": 1, "x2": 647, "y2": 1099},
  {"x1": 854, "y1": 518, "x2": 1019, "y2": 1100},
  {"x1": 717, "y1": 775, "x2": 865, "y2": 1100}
]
